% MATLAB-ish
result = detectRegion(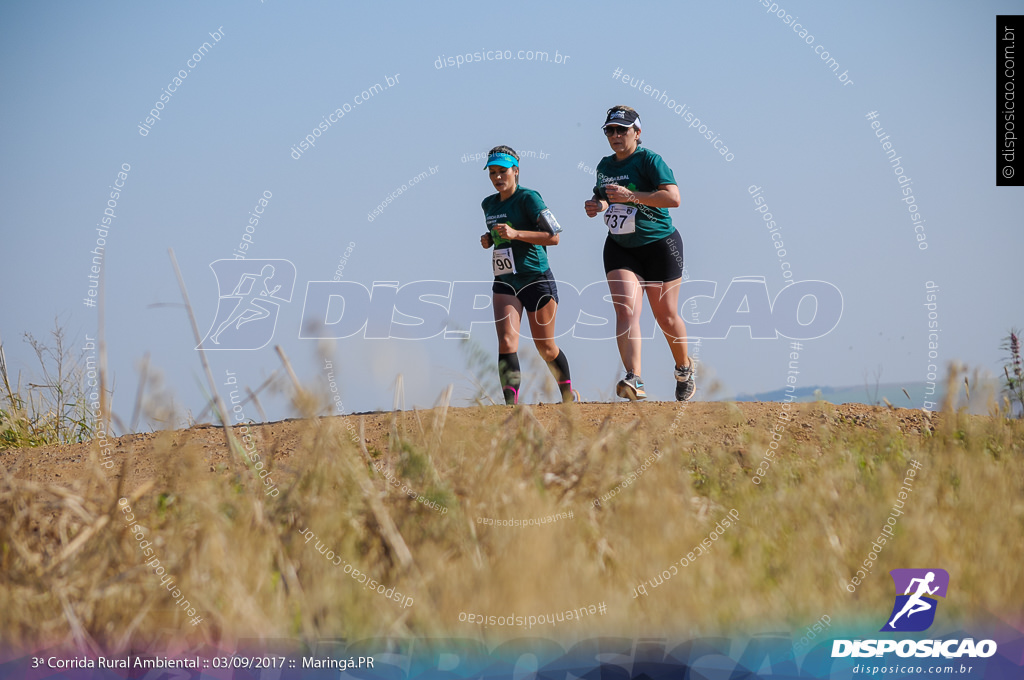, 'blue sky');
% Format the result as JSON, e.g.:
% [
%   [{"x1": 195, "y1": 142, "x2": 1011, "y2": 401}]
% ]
[{"x1": 1, "y1": 0, "x2": 1021, "y2": 427}]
